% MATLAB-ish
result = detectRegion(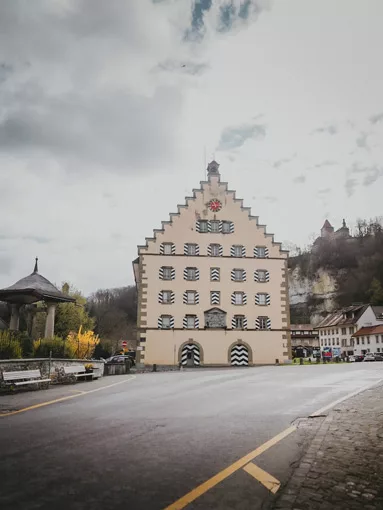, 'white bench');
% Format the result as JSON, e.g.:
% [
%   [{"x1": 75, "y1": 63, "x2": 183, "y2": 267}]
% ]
[
  {"x1": 63, "y1": 365, "x2": 91, "y2": 378},
  {"x1": 2, "y1": 369, "x2": 51, "y2": 387}
]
